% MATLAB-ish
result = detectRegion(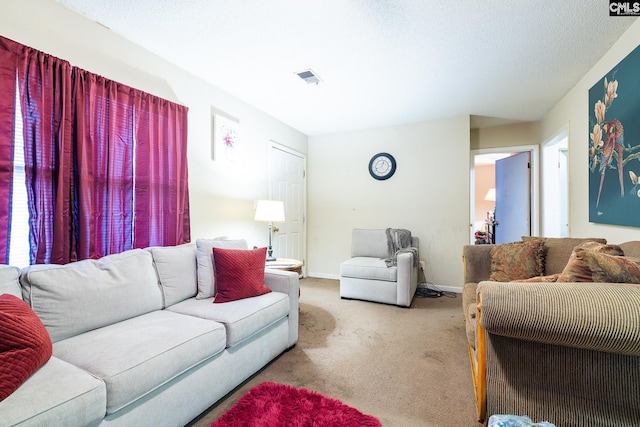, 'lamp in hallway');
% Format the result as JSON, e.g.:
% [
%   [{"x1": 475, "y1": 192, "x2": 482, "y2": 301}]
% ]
[
  {"x1": 254, "y1": 200, "x2": 285, "y2": 261},
  {"x1": 484, "y1": 188, "x2": 496, "y2": 203}
]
